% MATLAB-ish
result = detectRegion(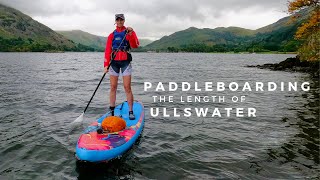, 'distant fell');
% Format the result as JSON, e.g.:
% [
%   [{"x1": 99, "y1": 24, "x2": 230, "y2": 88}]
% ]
[
  {"x1": 0, "y1": 4, "x2": 93, "y2": 52},
  {"x1": 144, "y1": 9, "x2": 310, "y2": 53}
]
